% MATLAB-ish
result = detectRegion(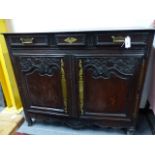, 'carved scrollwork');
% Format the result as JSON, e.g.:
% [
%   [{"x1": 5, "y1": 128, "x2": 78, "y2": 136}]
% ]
[
  {"x1": 82, "y1": 57, "x2": 140, "y2": 79},
  {"x1": 19, "y1": 57, "x2": 60, "y2": 76}
]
